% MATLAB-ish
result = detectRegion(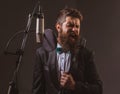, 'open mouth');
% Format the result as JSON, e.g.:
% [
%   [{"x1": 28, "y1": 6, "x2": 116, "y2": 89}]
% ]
[{"x1": 70, "y1": 33, "x2": 77, "y2": 40}]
